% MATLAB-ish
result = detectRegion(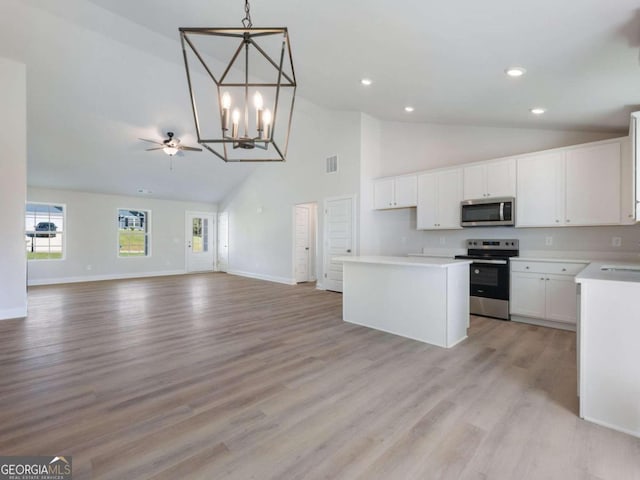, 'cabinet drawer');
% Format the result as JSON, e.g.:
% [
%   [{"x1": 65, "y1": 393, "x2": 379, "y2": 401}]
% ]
[{"x1": 511, "y1": 261, "x2": 587, "y2": 275}]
